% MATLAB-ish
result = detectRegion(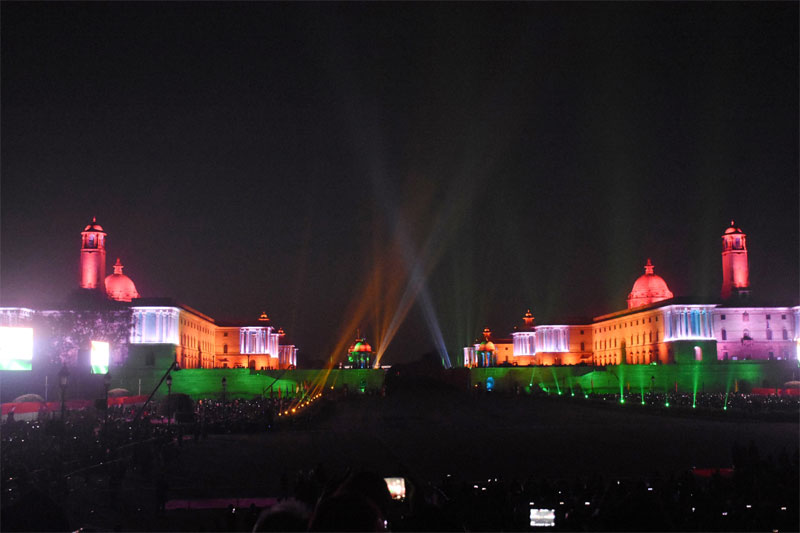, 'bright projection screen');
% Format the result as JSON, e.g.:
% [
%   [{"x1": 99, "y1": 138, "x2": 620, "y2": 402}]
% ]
[
  {"x1": 0, "y1": 327, "x2": 34, "y2": 371},
  {"x1": 90, "y1": 340, "x2": 110, "y2": 374}
]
